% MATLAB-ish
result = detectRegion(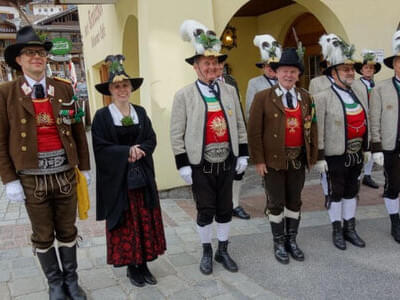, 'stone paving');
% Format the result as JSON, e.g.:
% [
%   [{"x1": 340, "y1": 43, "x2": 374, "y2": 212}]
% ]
[{"x1": 0, "y1": 158, "x2": 391, "y2": 299}]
